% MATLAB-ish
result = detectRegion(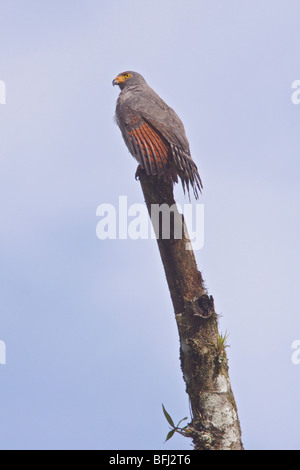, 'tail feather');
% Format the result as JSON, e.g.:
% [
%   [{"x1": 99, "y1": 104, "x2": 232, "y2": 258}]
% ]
[{"x1": 170, "y1": 144, "x2": 203, "y2": 200}]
